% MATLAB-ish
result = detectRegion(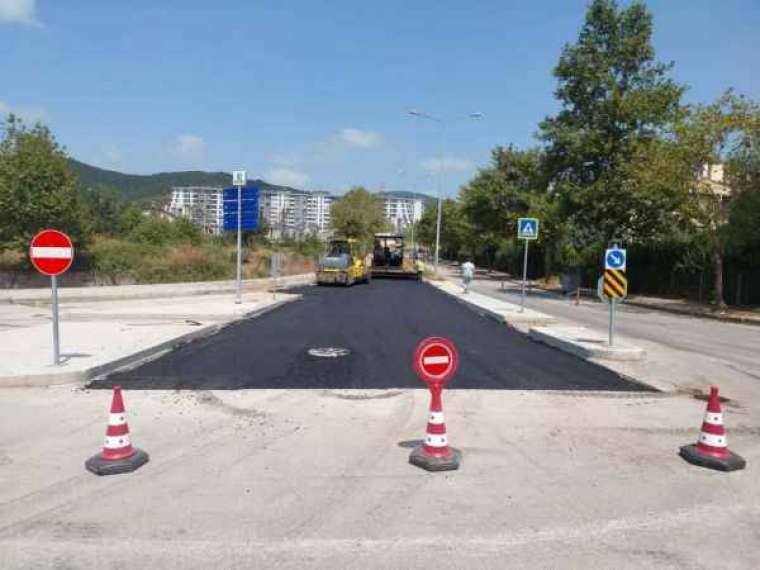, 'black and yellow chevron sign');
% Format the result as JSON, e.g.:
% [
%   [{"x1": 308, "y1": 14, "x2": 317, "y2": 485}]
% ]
[{"x1": 604, "y1": 269, "x2": 627, "y2": 298}]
